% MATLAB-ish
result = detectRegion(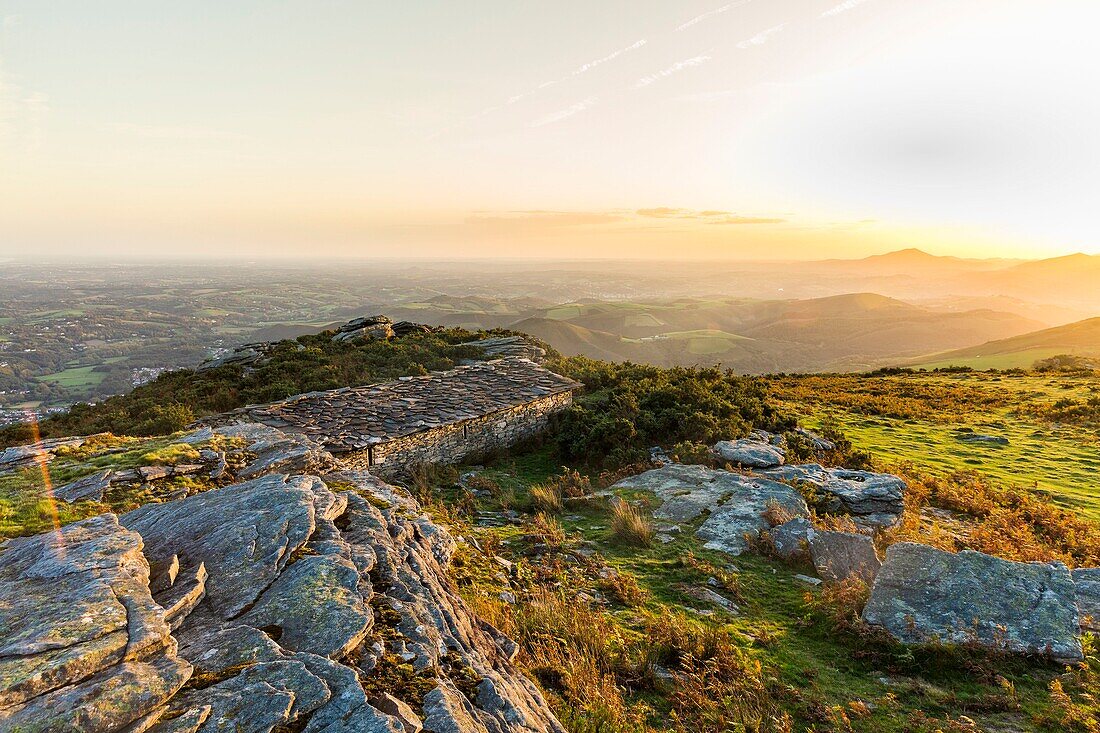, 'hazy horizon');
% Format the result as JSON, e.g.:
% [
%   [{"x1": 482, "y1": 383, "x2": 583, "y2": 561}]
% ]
[{"x1": 3, "y1": 1, "x2": 1099, "y2": 261}]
